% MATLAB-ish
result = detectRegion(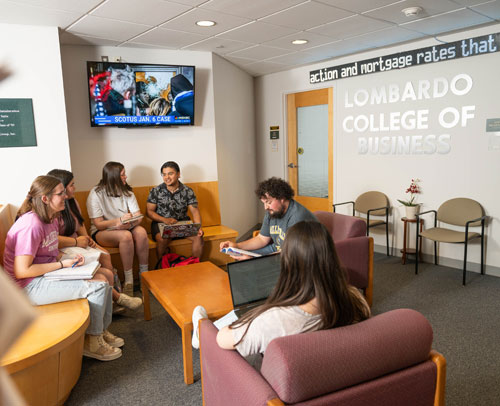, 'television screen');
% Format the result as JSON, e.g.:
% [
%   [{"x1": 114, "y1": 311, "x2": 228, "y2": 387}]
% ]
[{"x1": 86, "y1": 61, "x2": 195, "y2": 127}]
